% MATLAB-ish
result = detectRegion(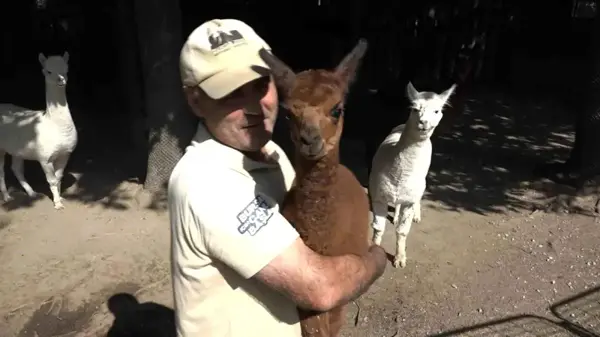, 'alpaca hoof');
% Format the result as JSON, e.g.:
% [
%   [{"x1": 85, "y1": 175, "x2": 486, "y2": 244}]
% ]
[
  {"x1": 393, "y1": 255, "x2": 407, "y2": 268},
  {"x1": 413, "y1": 215, "x2": 421, "y2": 223},
  {"x1": 2, "y1": 195, "x2": 13, "y2": 203},
  {"x1": 25, "y1": 191, "x2": 37, "y2": 198},
  {"x1": 54, "y1": 201, "x2": 65, "y2": 210}
]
